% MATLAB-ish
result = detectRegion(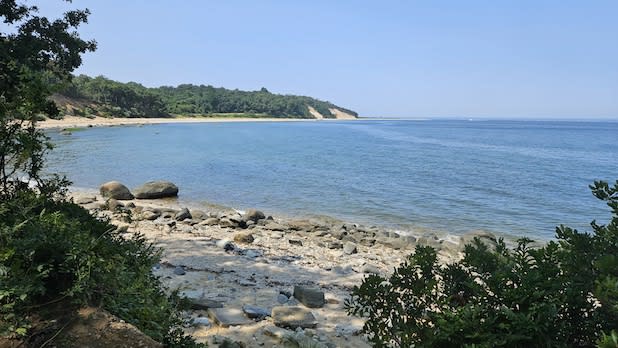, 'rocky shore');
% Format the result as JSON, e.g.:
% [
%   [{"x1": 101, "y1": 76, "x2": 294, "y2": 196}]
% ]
[{"x1": 71, "y1": 181, "x2": 499, "y2": 347}]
